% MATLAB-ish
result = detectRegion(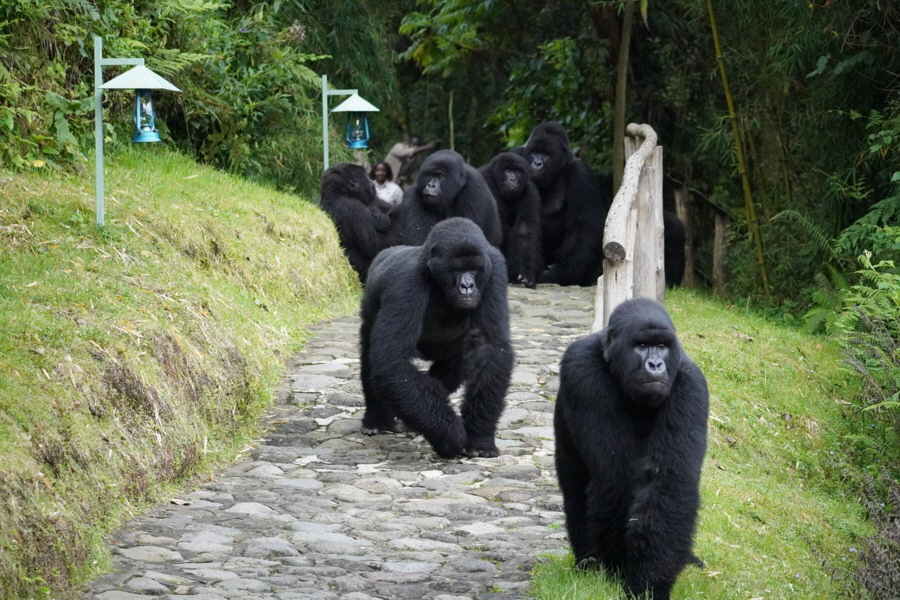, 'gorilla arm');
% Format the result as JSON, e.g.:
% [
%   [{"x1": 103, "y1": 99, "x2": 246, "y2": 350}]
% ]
[
  {"x1": 366, "y1": 252, "x2": 468, "y2": 457},
  {"x1": 555, "y1": 336, "x2": 638, "y2": 567},
  {"x1": 623, "y1": 360, "x2": 709, "y2": 595},
  {"x1": 458, "y1": 246, "x2": 514, "y2": 456}
]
